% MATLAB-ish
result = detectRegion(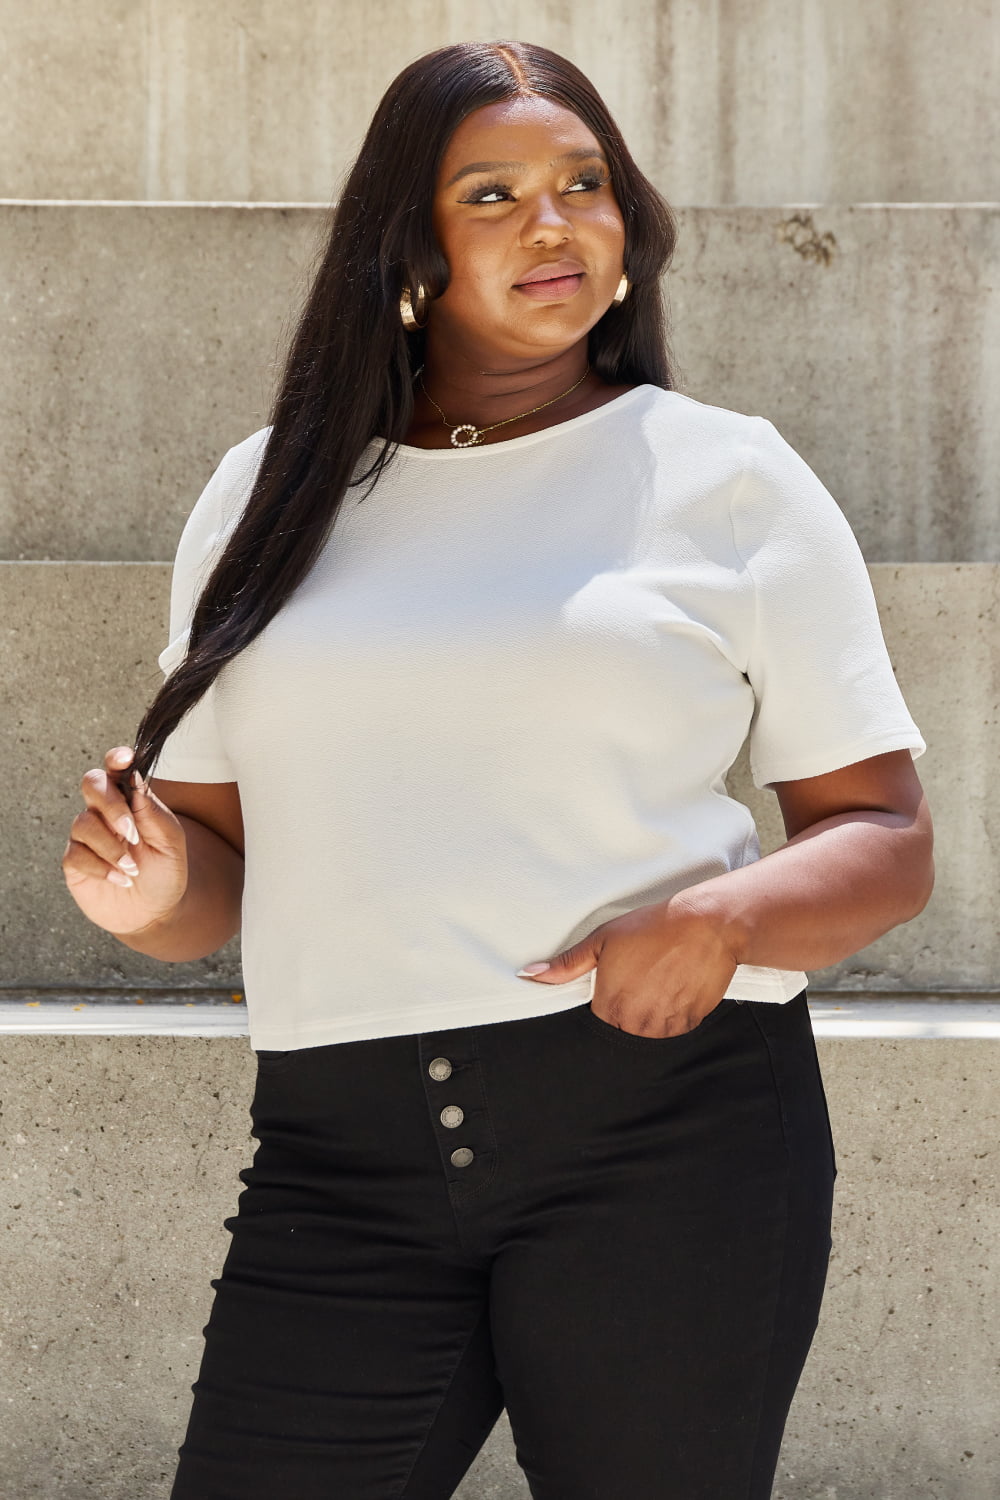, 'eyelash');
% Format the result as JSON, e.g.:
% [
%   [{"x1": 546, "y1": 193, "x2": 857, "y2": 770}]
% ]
[{"x1": 461, "y1": 170, "x2": 608, "y2": 205}]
